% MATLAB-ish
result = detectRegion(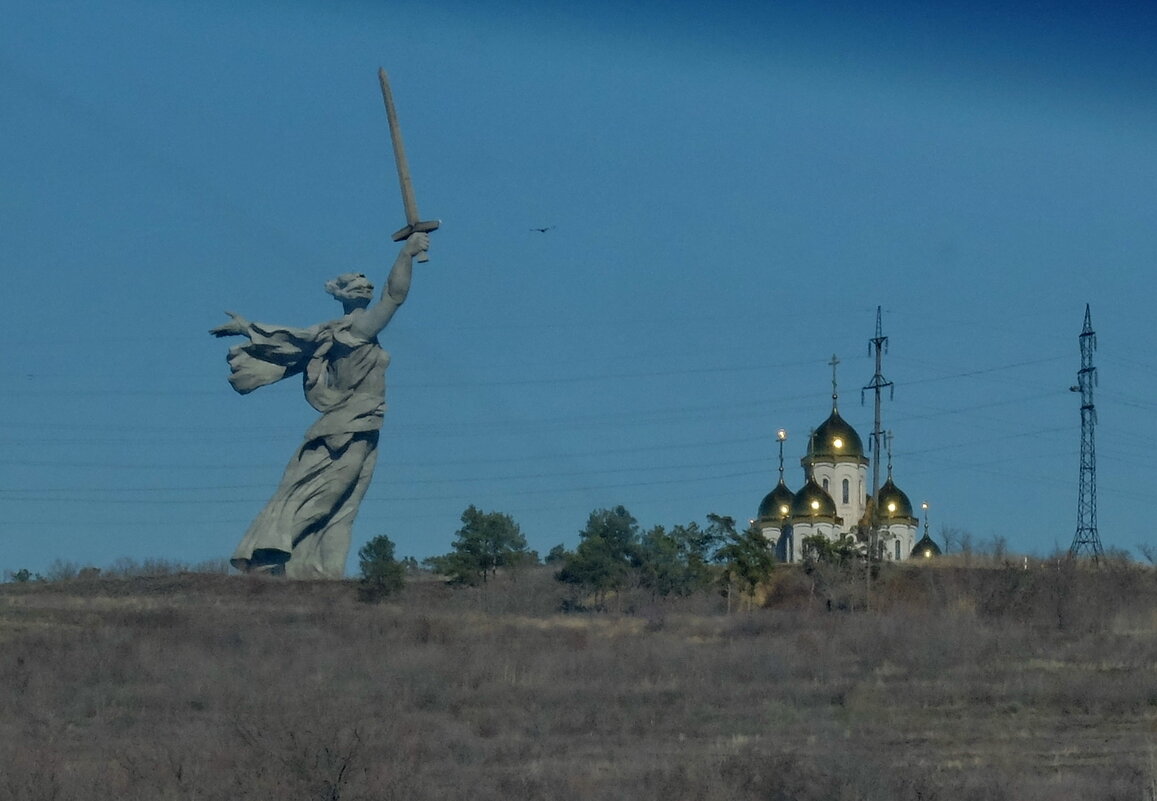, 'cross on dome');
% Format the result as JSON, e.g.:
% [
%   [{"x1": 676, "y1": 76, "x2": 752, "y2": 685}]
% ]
[{"x1": 829, "y1": 353, "x2": 840, "y2": 411}]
